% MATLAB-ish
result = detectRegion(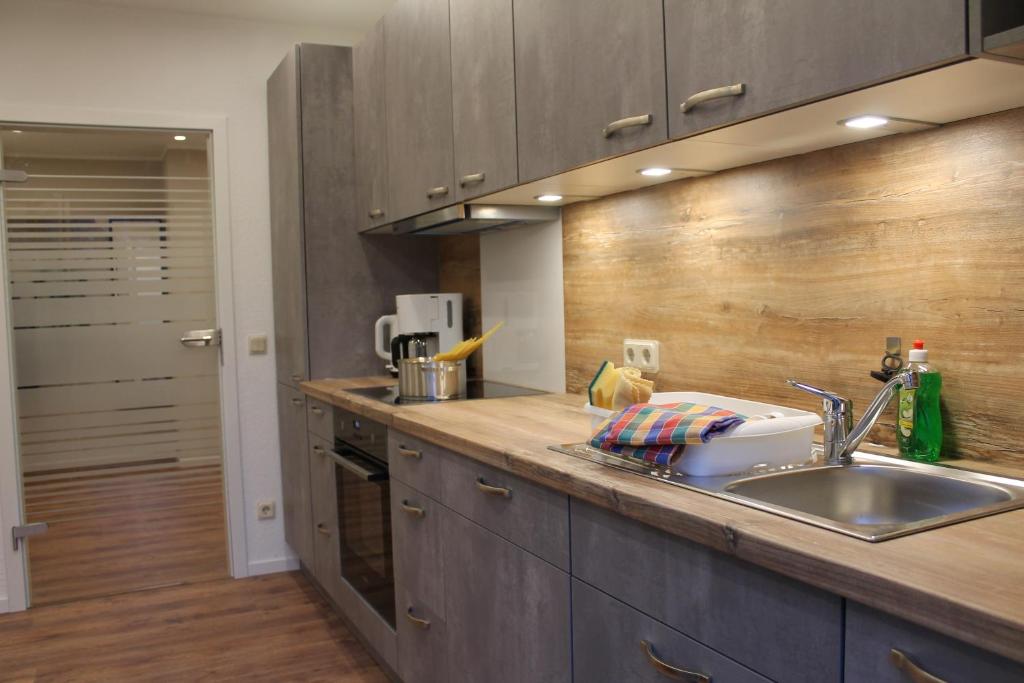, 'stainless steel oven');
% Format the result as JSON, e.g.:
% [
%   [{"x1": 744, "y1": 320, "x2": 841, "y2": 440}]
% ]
[{"x1": 332, "y1": 409, "x2": 395, "y2": 628}]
